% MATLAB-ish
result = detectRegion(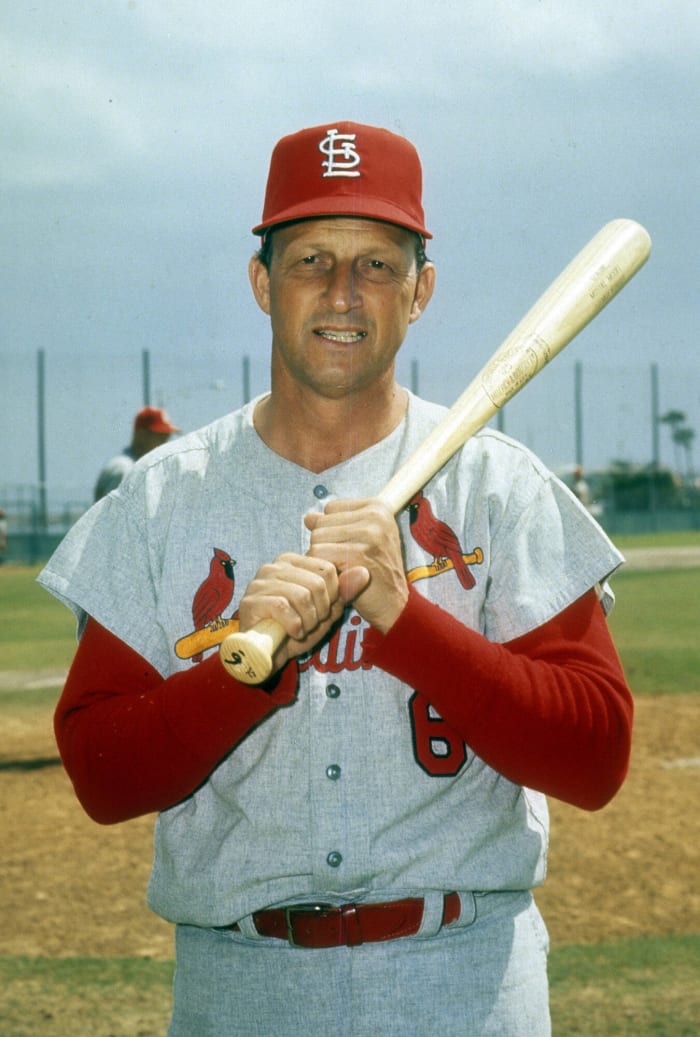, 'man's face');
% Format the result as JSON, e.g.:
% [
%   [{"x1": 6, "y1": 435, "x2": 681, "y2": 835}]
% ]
[{"x1": 249, "y1": 218, "x2": 434, "y2": 400}]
